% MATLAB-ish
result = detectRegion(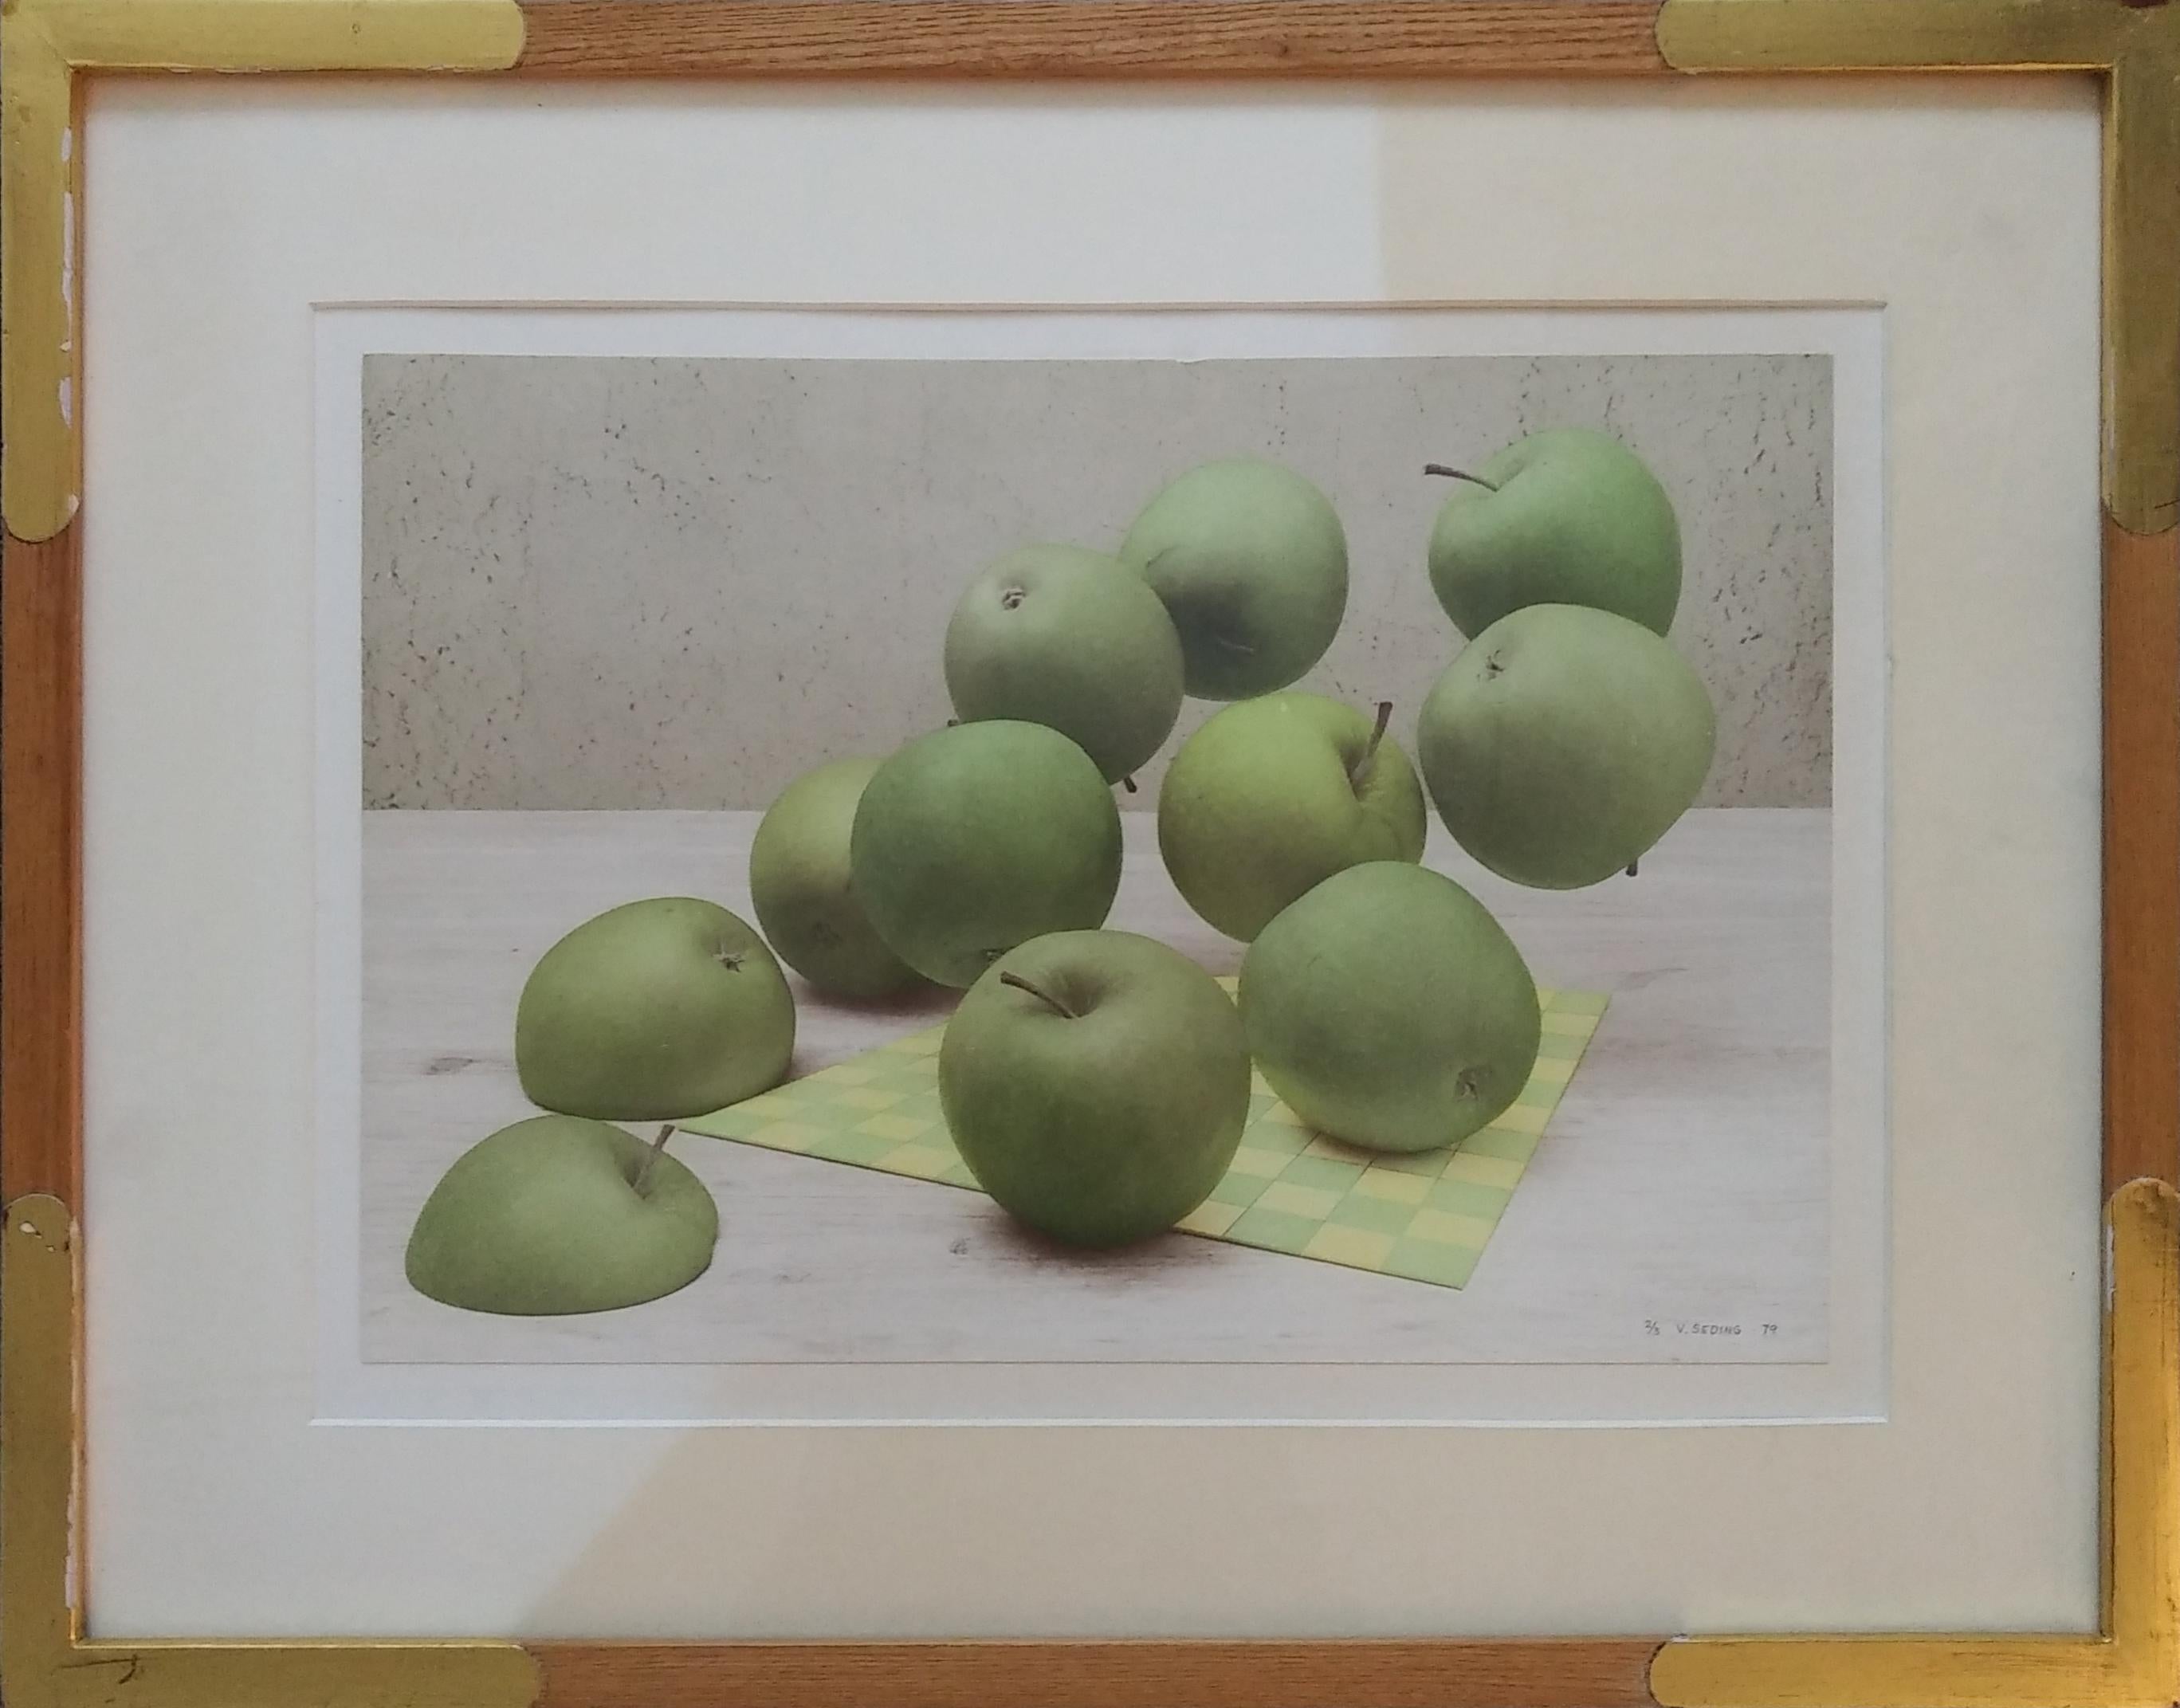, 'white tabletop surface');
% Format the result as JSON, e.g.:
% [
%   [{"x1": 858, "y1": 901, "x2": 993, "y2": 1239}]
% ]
[{"x1": 359, "y1": 807, "x2": 1829, "y2": 1367}]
